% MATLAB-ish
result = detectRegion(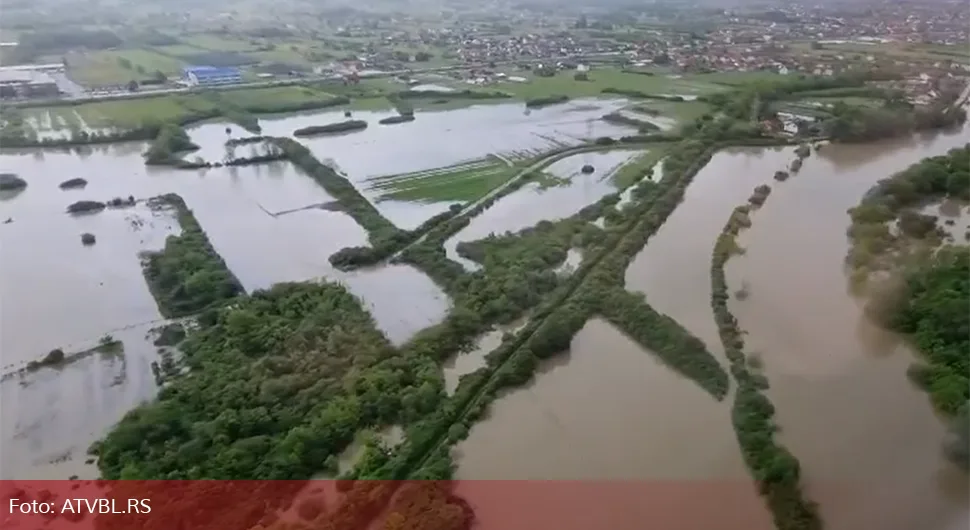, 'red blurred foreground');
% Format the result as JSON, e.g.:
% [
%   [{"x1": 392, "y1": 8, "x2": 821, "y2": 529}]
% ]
[{"x1": 1, "y1": 479, "x2": 775, "y2": 530}]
